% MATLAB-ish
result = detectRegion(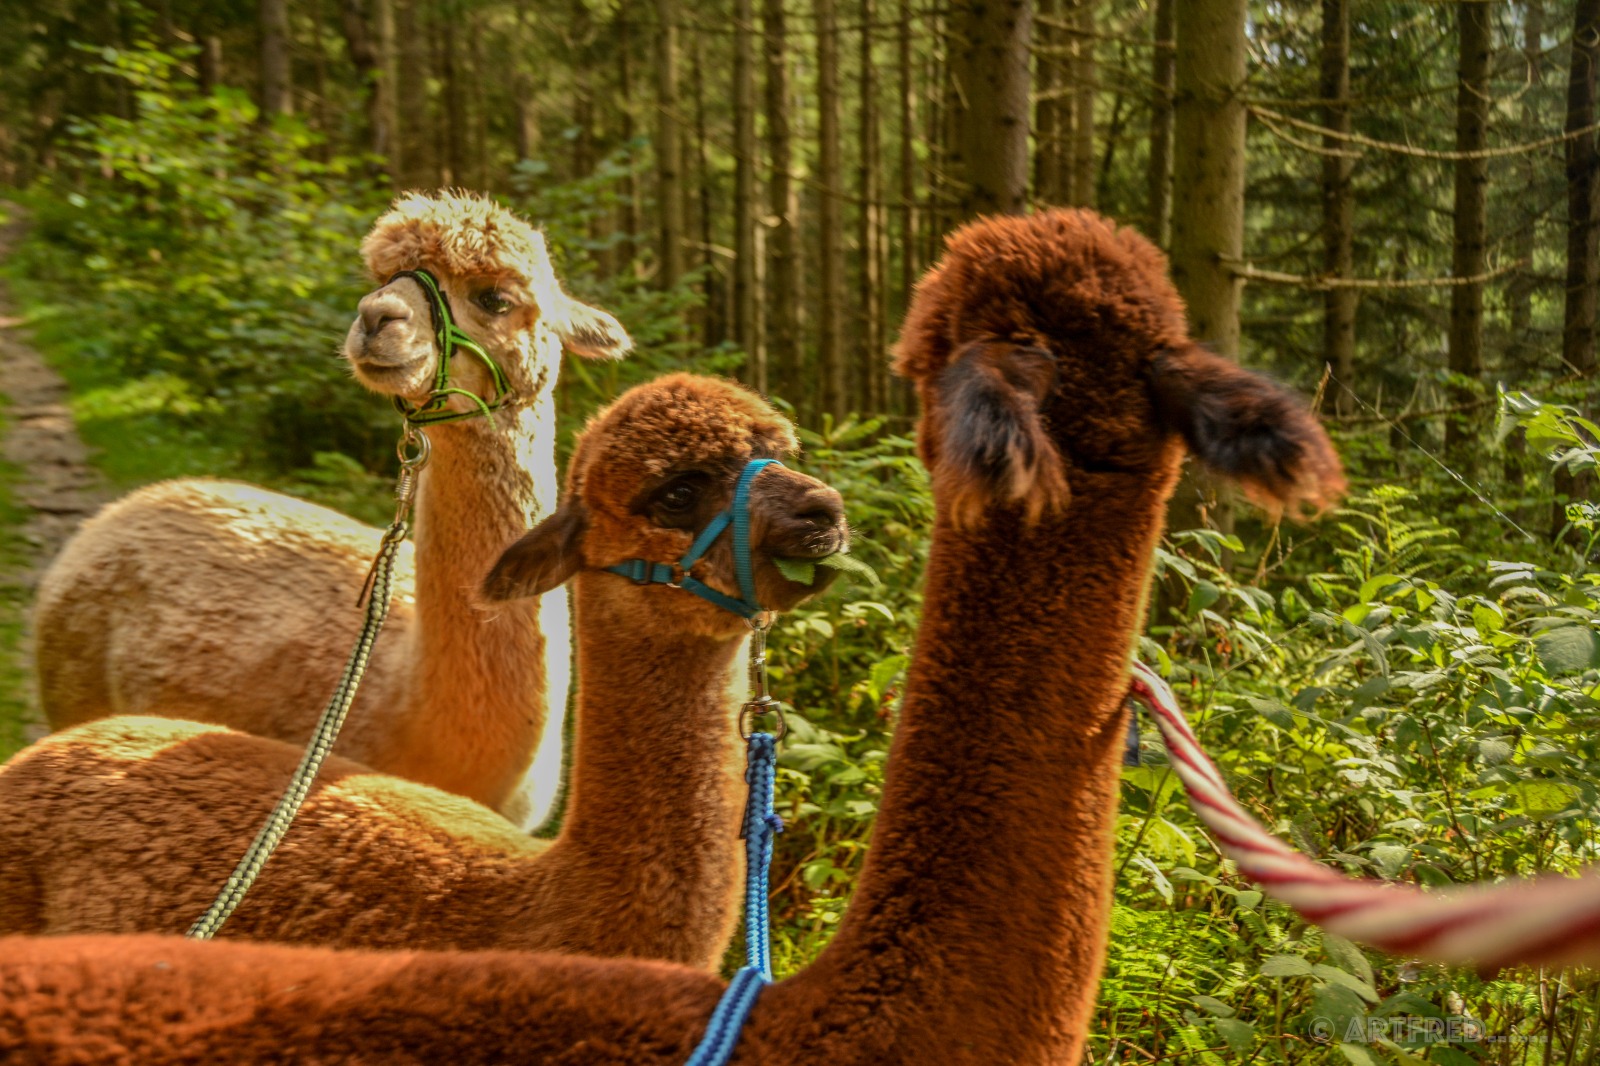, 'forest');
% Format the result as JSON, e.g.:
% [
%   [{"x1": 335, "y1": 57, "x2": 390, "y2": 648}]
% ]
[{"x1": 0, "y1": 0, "x2": 1599, "y2": 1060}]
